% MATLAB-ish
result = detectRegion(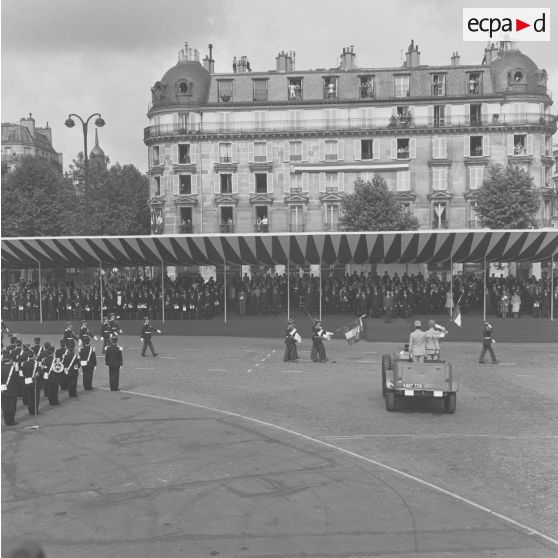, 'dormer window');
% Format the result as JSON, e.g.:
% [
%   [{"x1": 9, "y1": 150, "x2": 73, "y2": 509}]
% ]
[
  {"x1": 359, "y1": 76, "x2": 374, "y2": 99},
  {"x1": 179, "y1": 82, "x2": 188, "y2": 94},
  {"x1": 218, "y1": 81, "x2": 233, "y2": 103},
  {"x1": 288, "y1": 78, "x2": 303, "y2": 100},
  {"x1": 323, "y1": 77, "x2": 338, "y2": 99},
  {"x1": 467, "y1": 72, "x2": 482, "y2": 95},
  {"x1": 513, "y1": 70, "x2": 523, "y2": 82},
  {"x1": 432, "y1": 74, "x2": 446, "y2": 96}
]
